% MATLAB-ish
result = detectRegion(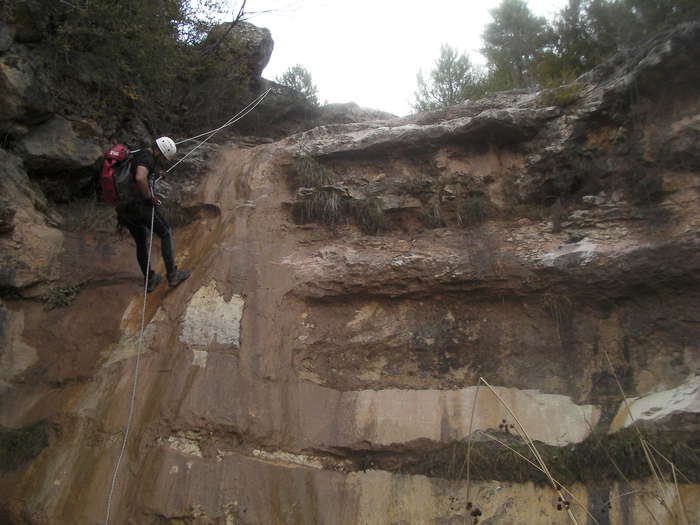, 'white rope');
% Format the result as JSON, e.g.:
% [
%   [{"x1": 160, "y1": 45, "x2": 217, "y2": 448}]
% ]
[
  {"x1": 102, "y1": 88, "x2": 271, "y2": 524},
  {"x1": 104, "y1": 201, "x2": 155, "y2": 525}
]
